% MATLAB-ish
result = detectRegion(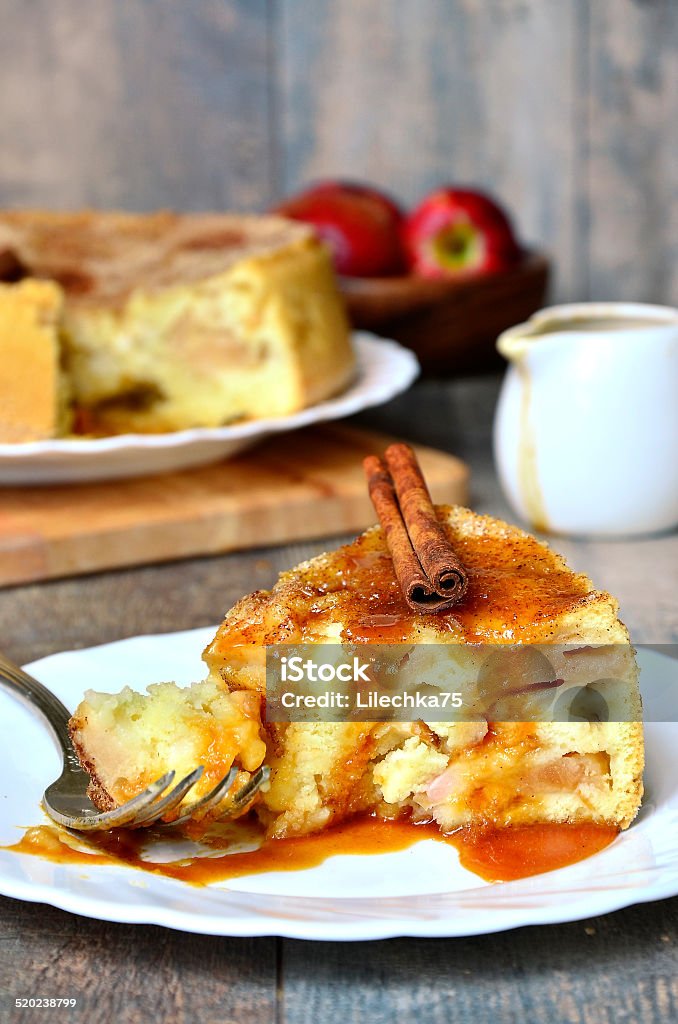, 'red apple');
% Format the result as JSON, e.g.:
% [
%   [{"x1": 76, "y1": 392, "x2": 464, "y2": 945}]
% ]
[
  {"x1": 273, "y1": 181, "x2": 406, "y2": 277},
  {"x1": 403, "y1": 188, "x2": 522, "y2": 278}
]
